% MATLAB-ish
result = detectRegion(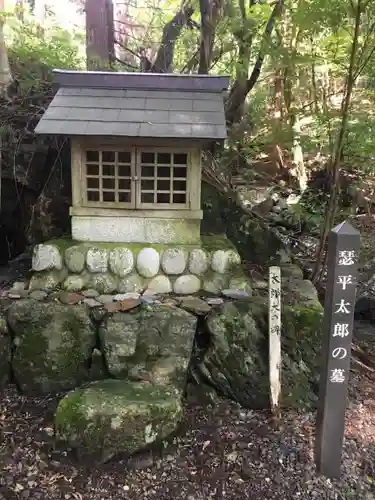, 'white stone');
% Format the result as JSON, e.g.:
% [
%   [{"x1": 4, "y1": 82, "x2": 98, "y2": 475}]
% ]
[
  {"x1": 64, "y1": 245, "x2": 86, "y2": 273},
  {"x1": 146, "y1": 276, "x2": 172, "y2": 294},
  {"x1": 109, "y1": 248, "x2": 134, "y2": 277},
  {"x1": 86, "y1": 248, "x2": 108, "y2": 273},
  {"x1": 188, "y1": 249, "x2": 209, "y2": 275},
  {"x1": 32, "y1": 244, "x2": 62, "y2": 271},
  {"x1": 136, "y1": 248, "x2": 160, "y2": 278},
  {"x1": 62, "y1": 275, "x2": 85, "y2": 292},
  {"x1": 173, "y1": 275, "x2": 201, "y2": 295},
  {"x1": 117, "y1": 274, "x2": 144, "y2": 293},
  {"x1": 211, "y1": 250, "x2": 241, "y2": 274},
  {"x1": 161, "y1": 248, "x2": 186, "y2": 275},
  {"x1": 114, "y1": 292, "x2": 140, "y2": 301},
  {"x1": 203, "y1": 274, "x2": 229, "y2": 294},
  {"x1": 71, "y1": 215, "x2": 200, "y2": 244},
  {"x1": 89, "y1": 274, "x2": 117, "y2": 294}
]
